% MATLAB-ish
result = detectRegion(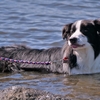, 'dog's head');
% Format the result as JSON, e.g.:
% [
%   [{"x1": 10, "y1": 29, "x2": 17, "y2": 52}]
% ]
[{"x1": 62, "y1": 19, "x2": 100, "y2": 52}]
